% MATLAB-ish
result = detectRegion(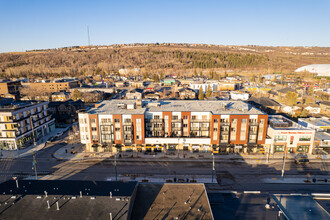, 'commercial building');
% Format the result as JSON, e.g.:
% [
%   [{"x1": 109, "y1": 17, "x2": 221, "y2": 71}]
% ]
[
  {"x1": 78, "y1": 100, "x2": 268, "y2": 153},
  {"x1": 0, "y1": 99, "x2": 55, "y2": 150},
  {"x1": 0, "y1": 80, "x2": 22, "y2": 99},
  {"x1": 267, "y1": 115, "x2": 315, "y2": 154},
  {"x1": 298, "y1": 117, "x2": 330, "y2": 132},
  {"x1": 27, "y1": 79, "x2": 79, "y2": 93}
]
